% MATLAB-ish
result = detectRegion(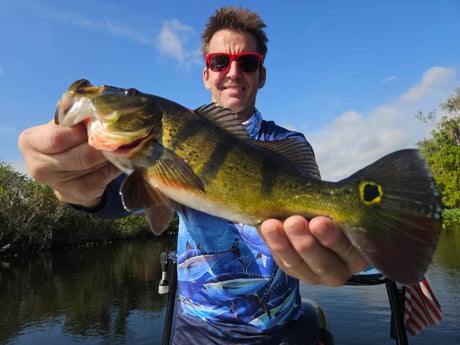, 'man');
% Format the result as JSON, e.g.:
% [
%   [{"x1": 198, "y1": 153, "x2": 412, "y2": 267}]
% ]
[{"x1": 18, "y1": 6, "x2": 368, "y2": 344}]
